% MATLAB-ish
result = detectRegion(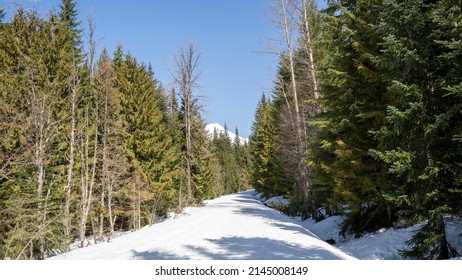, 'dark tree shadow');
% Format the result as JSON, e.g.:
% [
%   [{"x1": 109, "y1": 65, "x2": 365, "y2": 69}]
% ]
[{"x1": 131, "y1": 250, "x2": 189, "y2": 260}]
